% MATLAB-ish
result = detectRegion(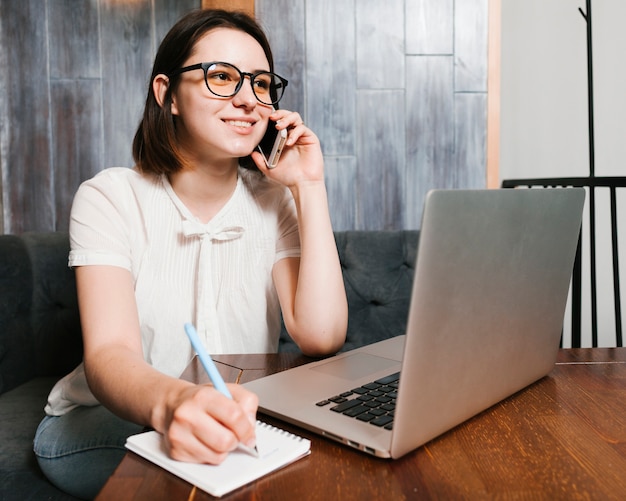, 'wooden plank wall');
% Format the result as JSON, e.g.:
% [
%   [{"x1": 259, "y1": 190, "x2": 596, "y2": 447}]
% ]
[
  {"x1": 257, "y1": 0, "x2": 489, "y2": 230},
  {"x1": 0, "y1": 0, "x2": 489, "y2": 233},
  {"x1": 0, "y1": 0, "x2": 198, "y2": 233}
]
